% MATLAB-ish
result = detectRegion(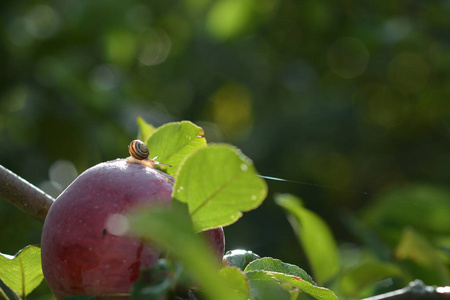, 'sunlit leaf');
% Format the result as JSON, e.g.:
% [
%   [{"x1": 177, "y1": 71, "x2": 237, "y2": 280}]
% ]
[
  {"x1": 275, "y1": 194, "x2": 340, "y2": 284},
  {"x1": 173, "y1": 144, "x2": 267, "y2": 231},
  {"x1": 0, "y1": 245, "x2": 43, "y2": 298},
  {"x1": 146, "y1": 121, "x2": 206, "y2": 175},
  {"x1": 223, "y1": 249, "x2": 260, "y2": 271},
  {"x1": 128, "y1": 202, "x2": 239, "y2": 300},
  {"x1": 136, "y1": 116, "x2": 156, "y2": 143},
  {"x1": 339, "y1": 262, "x2": 403, "y2": 297},
  {"x1": 268, "y1": 272, "x2": 338, "y2": 300},
  {"x1": 395, "y1": 228, "x2": 450, "y2": 285},
  {"x1": 244, "y1": 257, "x2": 315, "y2": 285}
]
